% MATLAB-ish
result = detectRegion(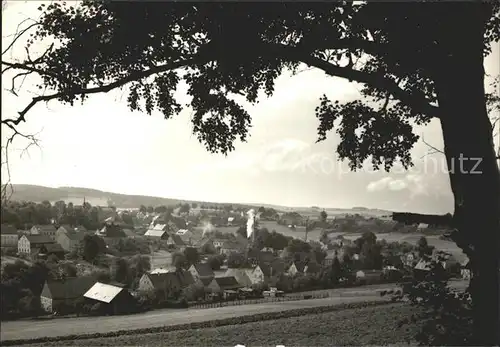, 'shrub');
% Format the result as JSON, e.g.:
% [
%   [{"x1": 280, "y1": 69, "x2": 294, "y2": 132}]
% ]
[{"x1": 389, "y1": 253, "x2": 473, "y2": 346}]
